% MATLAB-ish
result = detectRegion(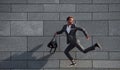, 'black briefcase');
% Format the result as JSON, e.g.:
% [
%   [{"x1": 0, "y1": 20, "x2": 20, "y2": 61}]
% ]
[{"x1": 47, "y1": 35, "x2": 58, "y2": 54}]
